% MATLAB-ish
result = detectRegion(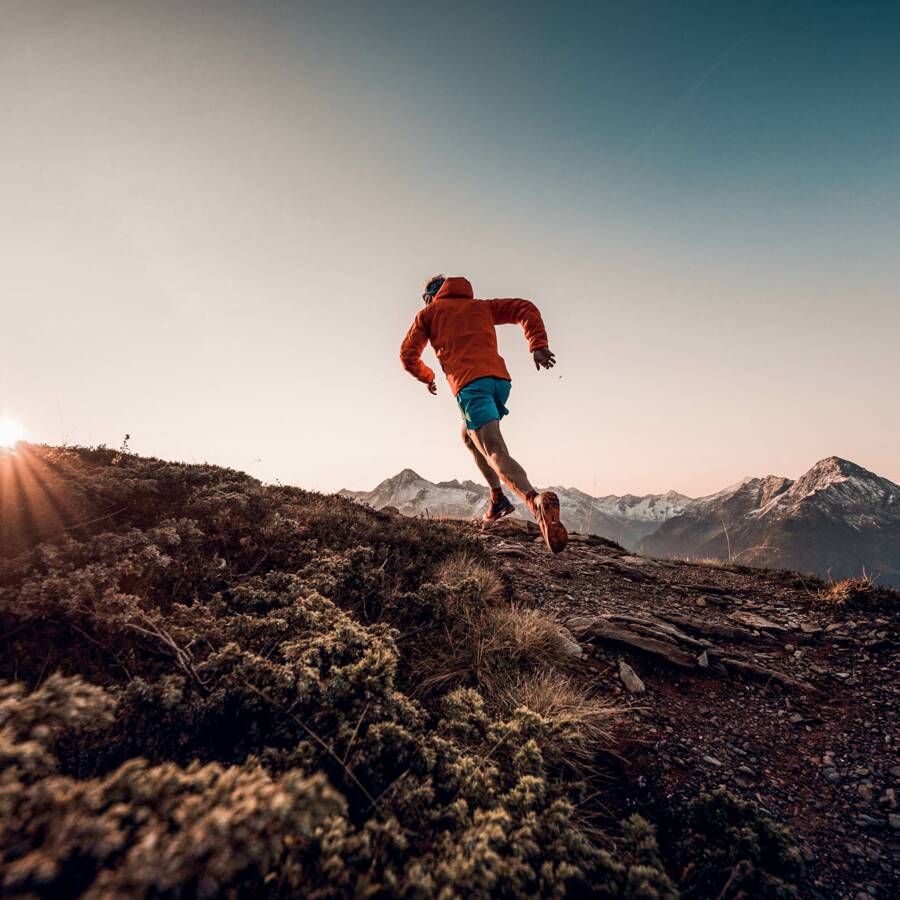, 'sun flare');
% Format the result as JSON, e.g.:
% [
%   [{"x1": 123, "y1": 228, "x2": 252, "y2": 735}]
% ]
[{"x1": 0, "y1": 416, "x2": 25, "y2": 448}]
